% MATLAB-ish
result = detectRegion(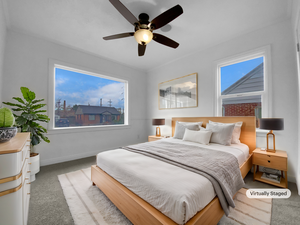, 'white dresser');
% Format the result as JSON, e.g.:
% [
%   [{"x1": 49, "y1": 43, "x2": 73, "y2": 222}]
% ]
[{"x1": 0, "y1": 133, "x2": 31, "y2": 225}]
